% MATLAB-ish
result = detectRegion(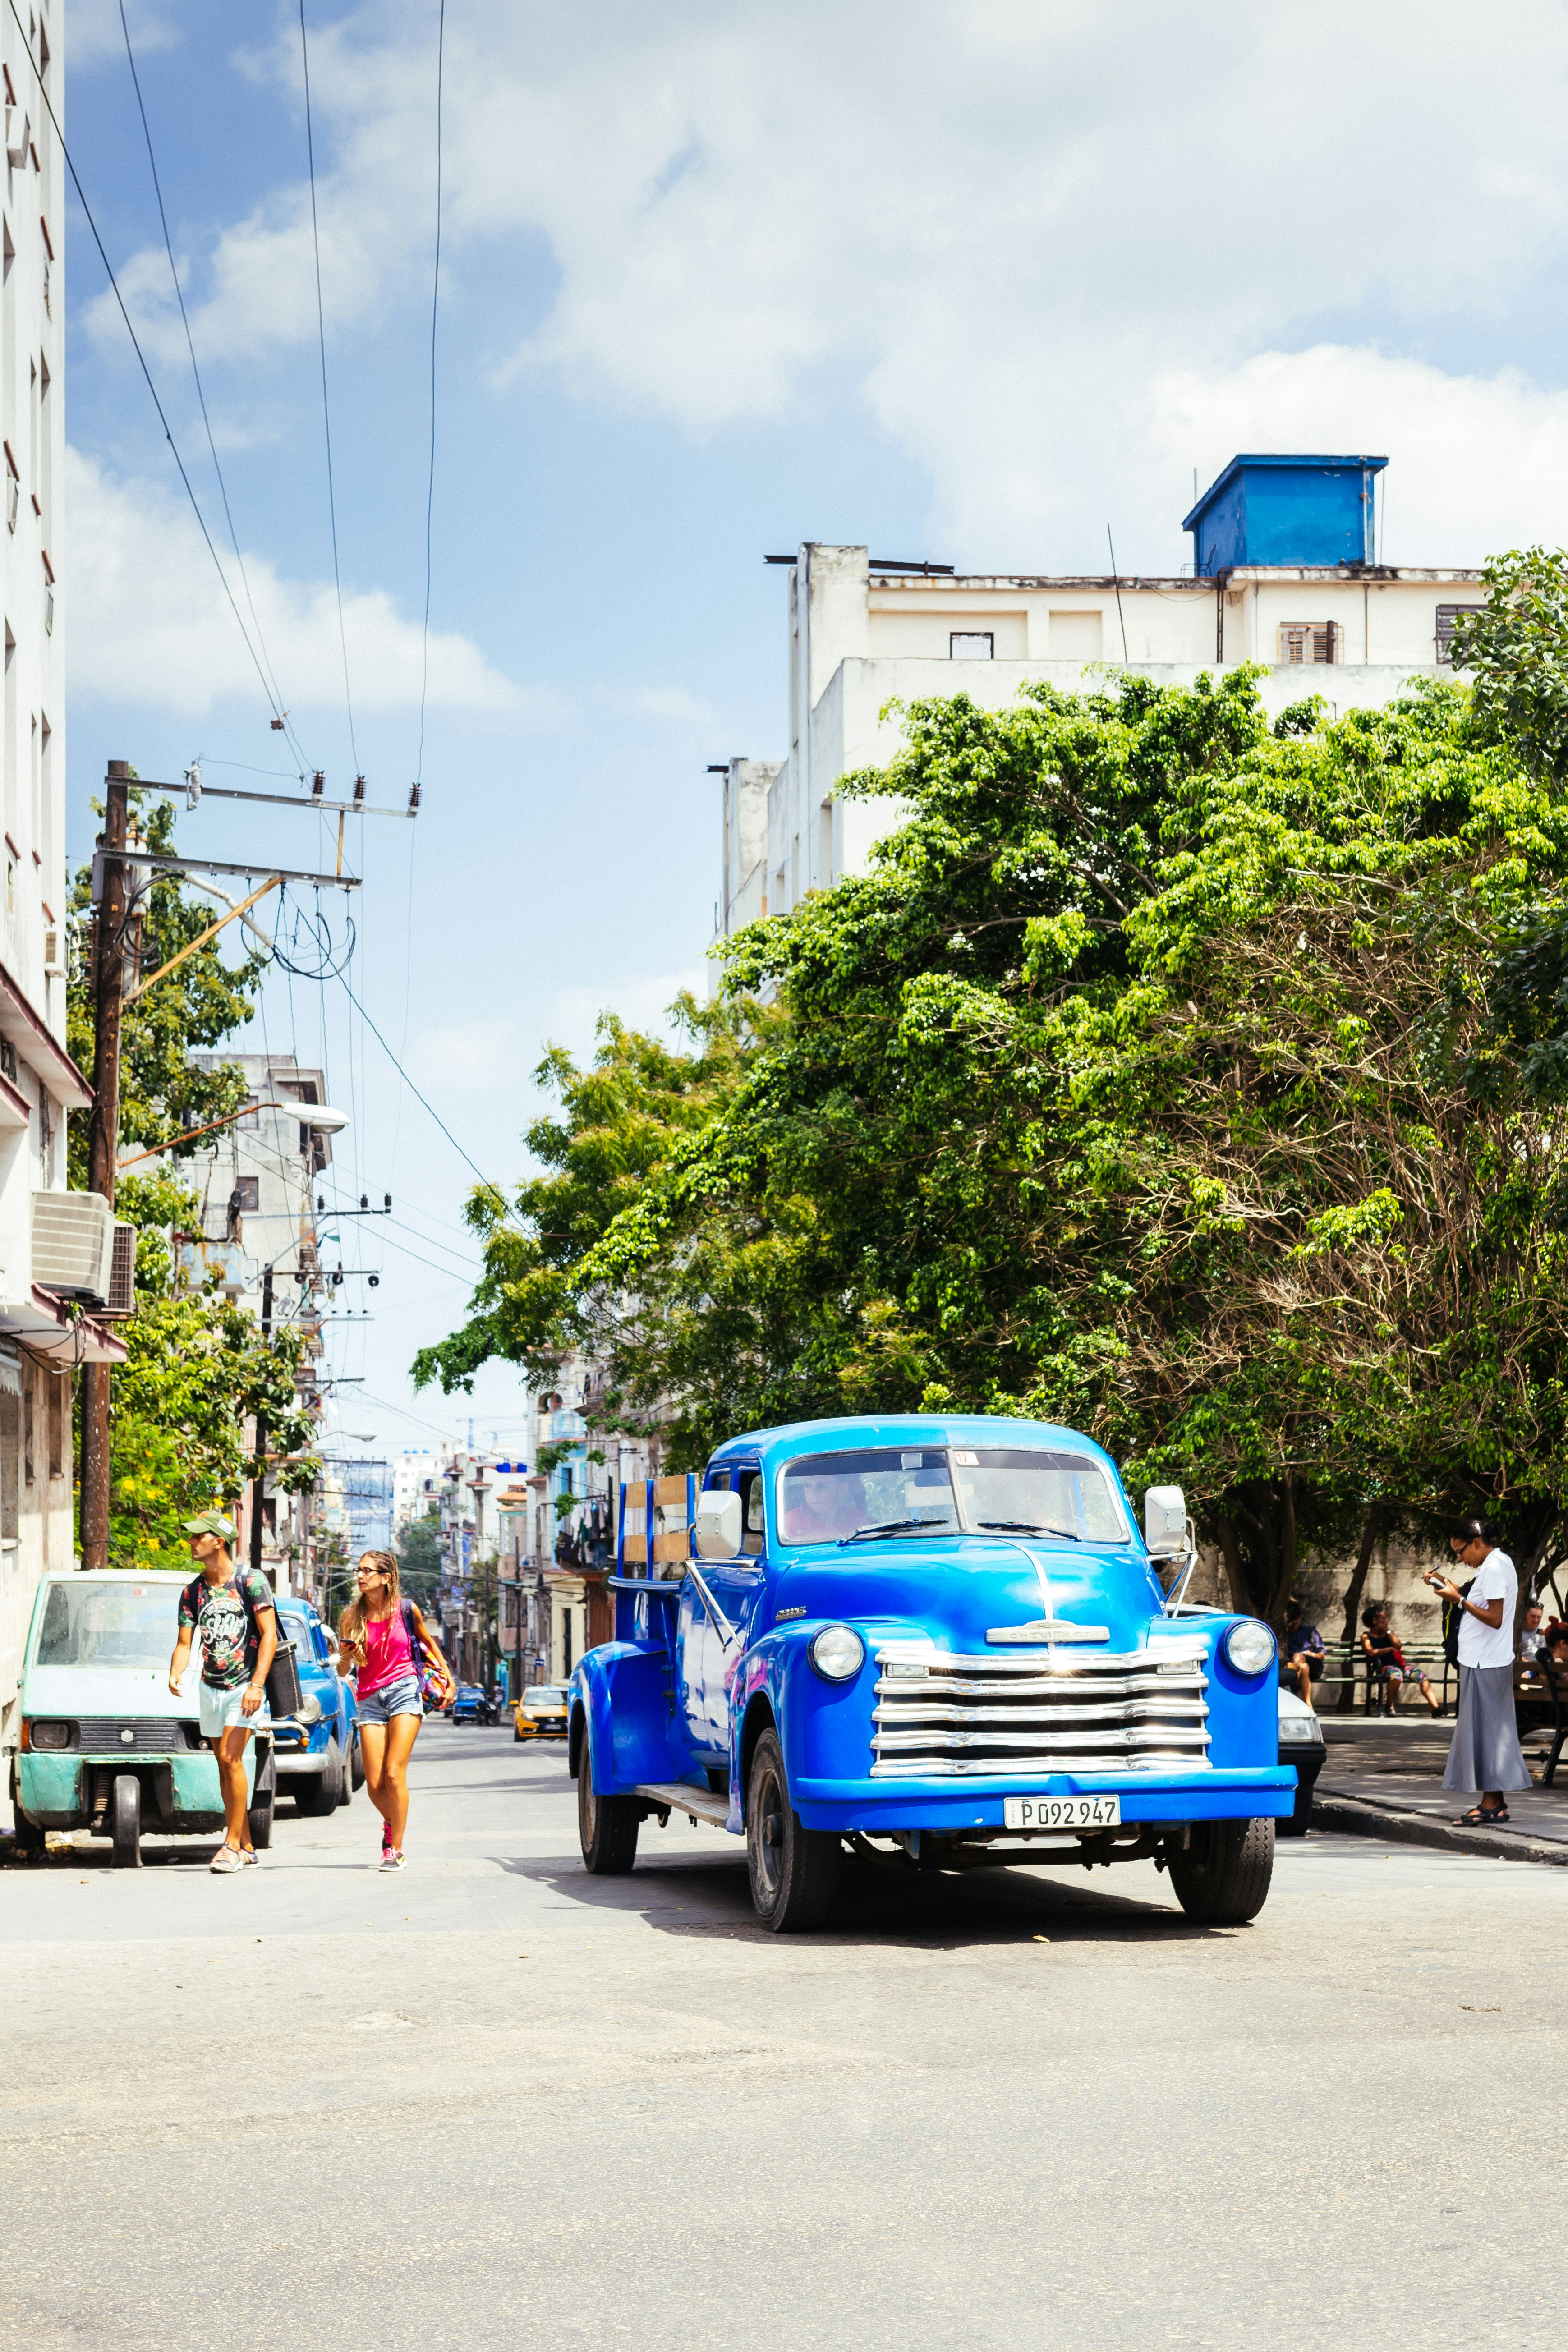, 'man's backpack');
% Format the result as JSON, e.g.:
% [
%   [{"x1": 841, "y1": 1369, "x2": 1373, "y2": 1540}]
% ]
[
  {"x1": 236, "y1": 1571, "x2": 302, "y2": 1714},
  {"x1": 1442, "y1": 1578, "x2": 1474, "y2": 1667}
]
